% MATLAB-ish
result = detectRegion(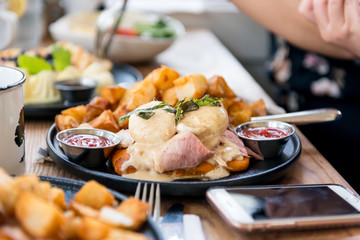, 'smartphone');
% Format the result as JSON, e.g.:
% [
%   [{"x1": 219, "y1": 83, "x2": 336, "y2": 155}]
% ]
[{"x1": 206, "y1": 184, "x2": 360, "y2": 232}]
